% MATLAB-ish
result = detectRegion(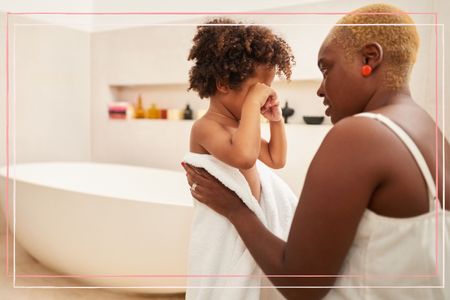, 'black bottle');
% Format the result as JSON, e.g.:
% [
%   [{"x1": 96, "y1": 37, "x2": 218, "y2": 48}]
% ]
[
  {"x1": 281, "y1": 102, "x2": 295, "y2": 124},
  {"x1": 183, "y1": 104, "x2": 193, "y2": 120}
]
